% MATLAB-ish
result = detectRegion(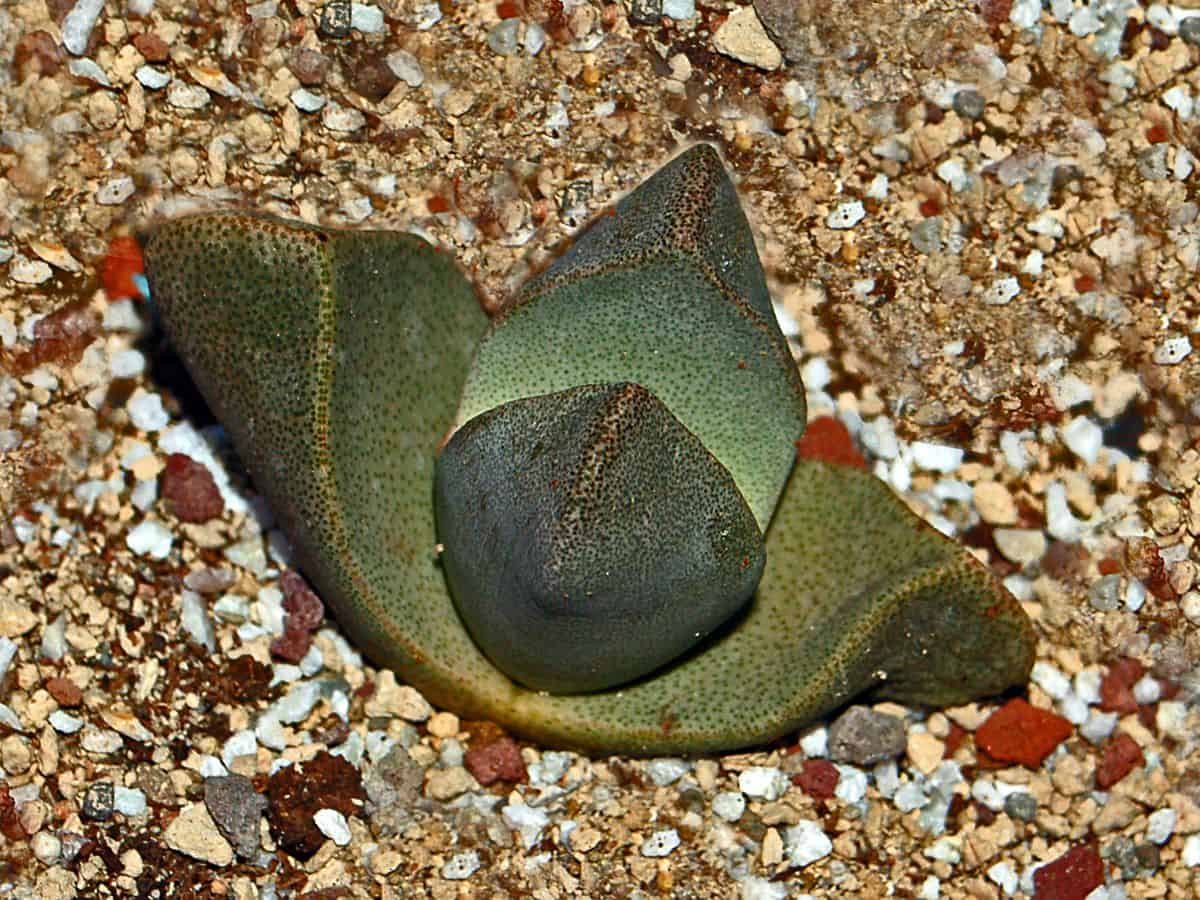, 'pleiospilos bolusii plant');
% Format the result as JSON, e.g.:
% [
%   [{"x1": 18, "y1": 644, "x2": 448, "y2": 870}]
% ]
[{"x1": 143, "y1": 145, "x2": 1034, "y2": 754}]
